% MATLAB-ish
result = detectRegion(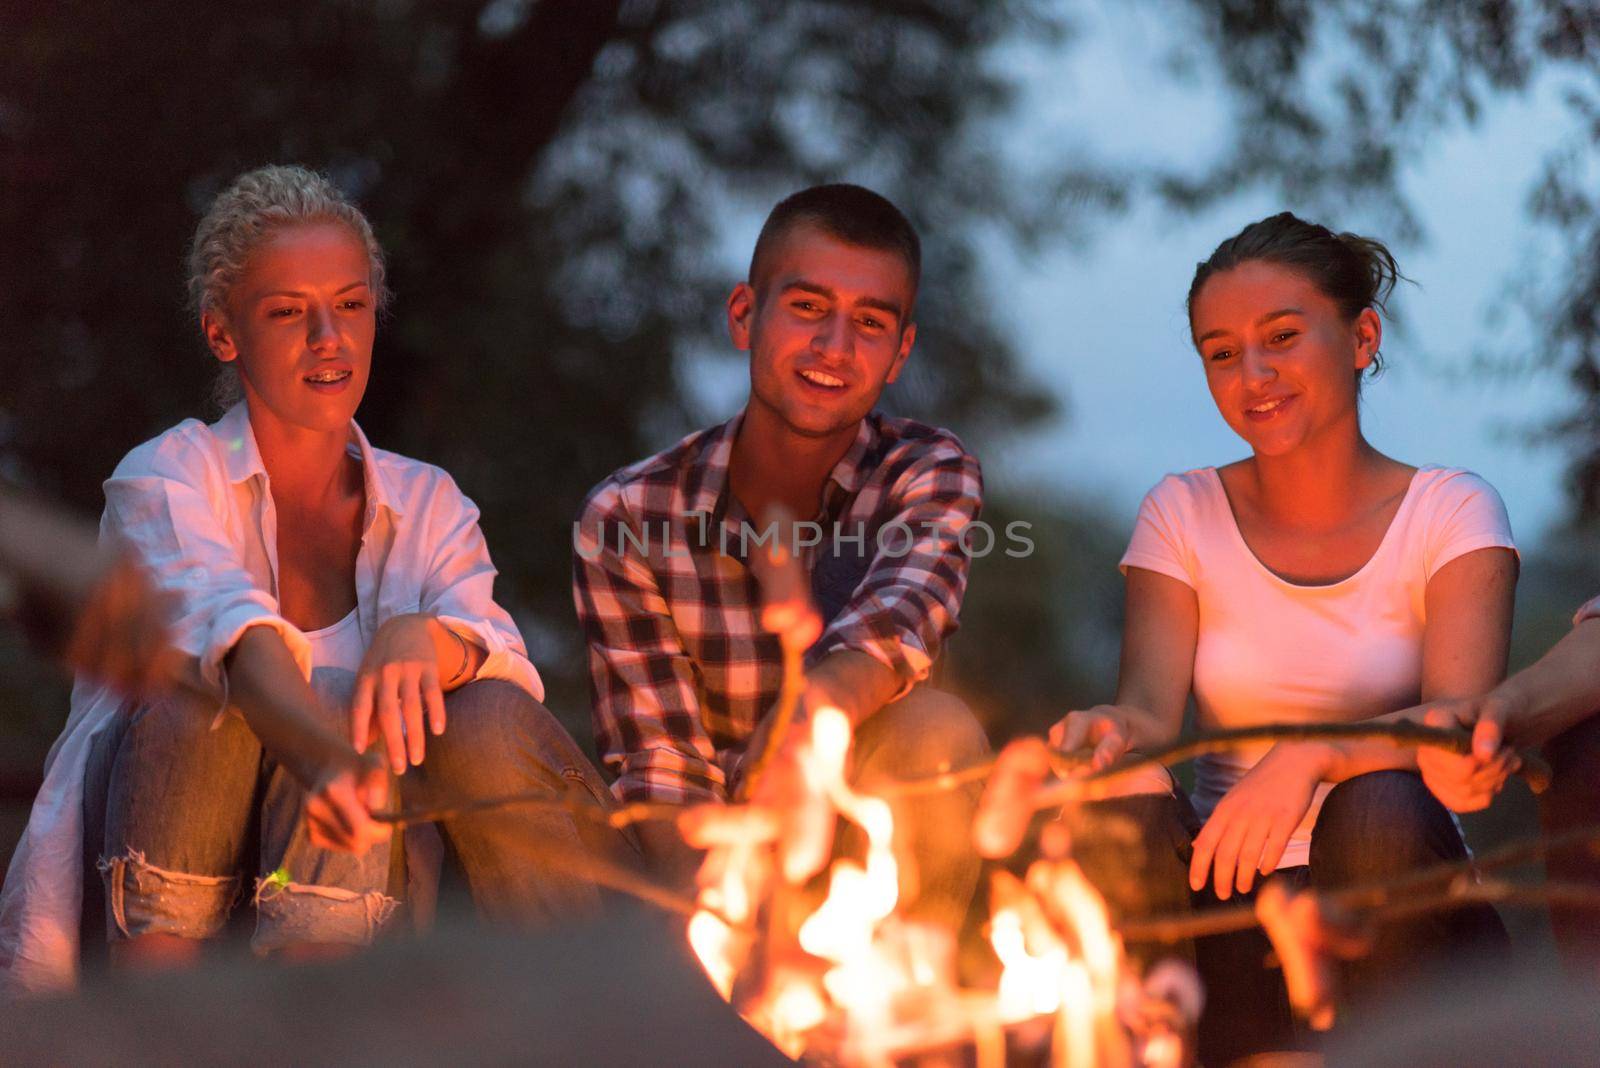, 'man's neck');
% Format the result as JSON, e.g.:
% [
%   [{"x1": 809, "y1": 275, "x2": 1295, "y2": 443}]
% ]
[{"x1": 728, "y1": 402, "x2": 860, "y2": 523}]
